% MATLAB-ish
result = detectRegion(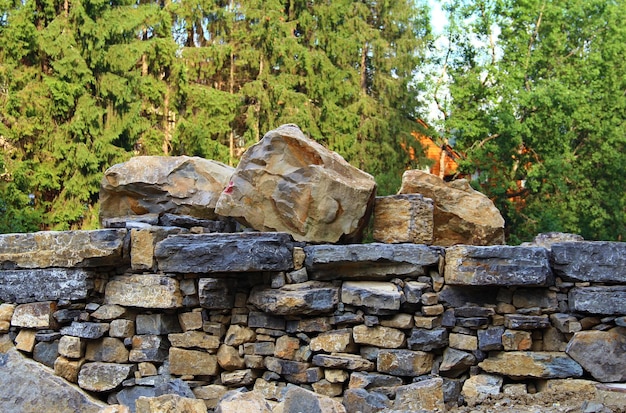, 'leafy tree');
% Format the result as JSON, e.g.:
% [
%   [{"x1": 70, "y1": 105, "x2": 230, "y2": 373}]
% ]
[{"x1": 432, "y1": 0, "x2": 626, "y2": 243}]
